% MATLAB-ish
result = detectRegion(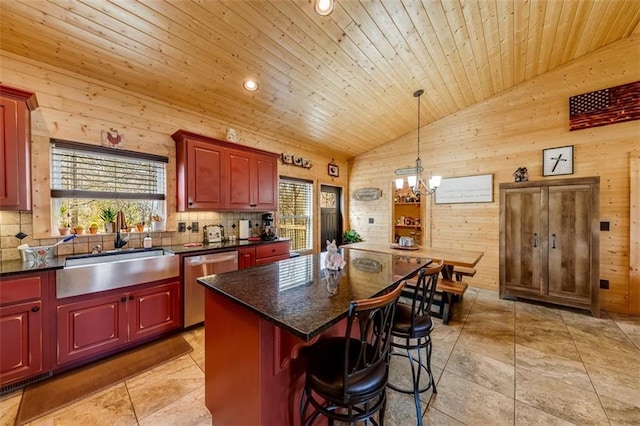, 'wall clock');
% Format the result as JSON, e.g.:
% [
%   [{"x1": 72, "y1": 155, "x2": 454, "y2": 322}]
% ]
[{"x1": 542, "y1": 145, "x2": 574, "y2": 176}]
